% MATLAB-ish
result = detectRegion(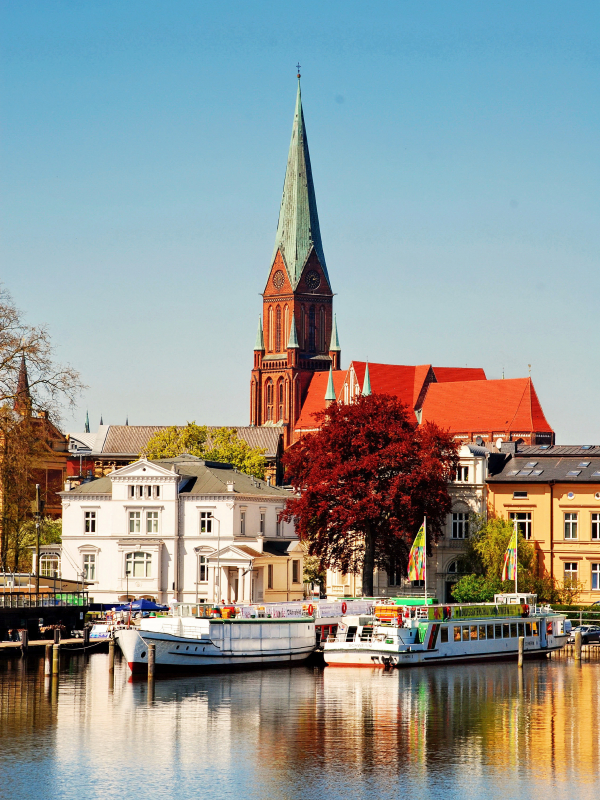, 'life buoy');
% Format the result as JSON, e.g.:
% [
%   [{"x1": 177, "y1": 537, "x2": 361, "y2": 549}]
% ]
[
  {"x1": 522, "y1": 604, "x2": 530, "y2": 618},
  {"x1": 307, "y1": 604, "x2": 314, "y2": 616},
  {"x1": 341, "y1": 601, "x2": 347, "y2": 614}
]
